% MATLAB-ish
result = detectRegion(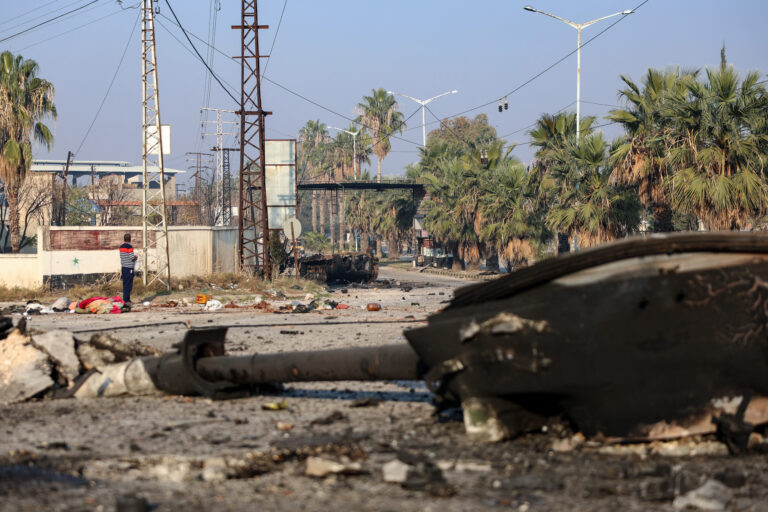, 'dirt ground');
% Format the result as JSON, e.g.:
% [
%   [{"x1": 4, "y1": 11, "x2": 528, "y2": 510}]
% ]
[{"x1": 2, "y1": 266, "x2": 768, "y2": 511}]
